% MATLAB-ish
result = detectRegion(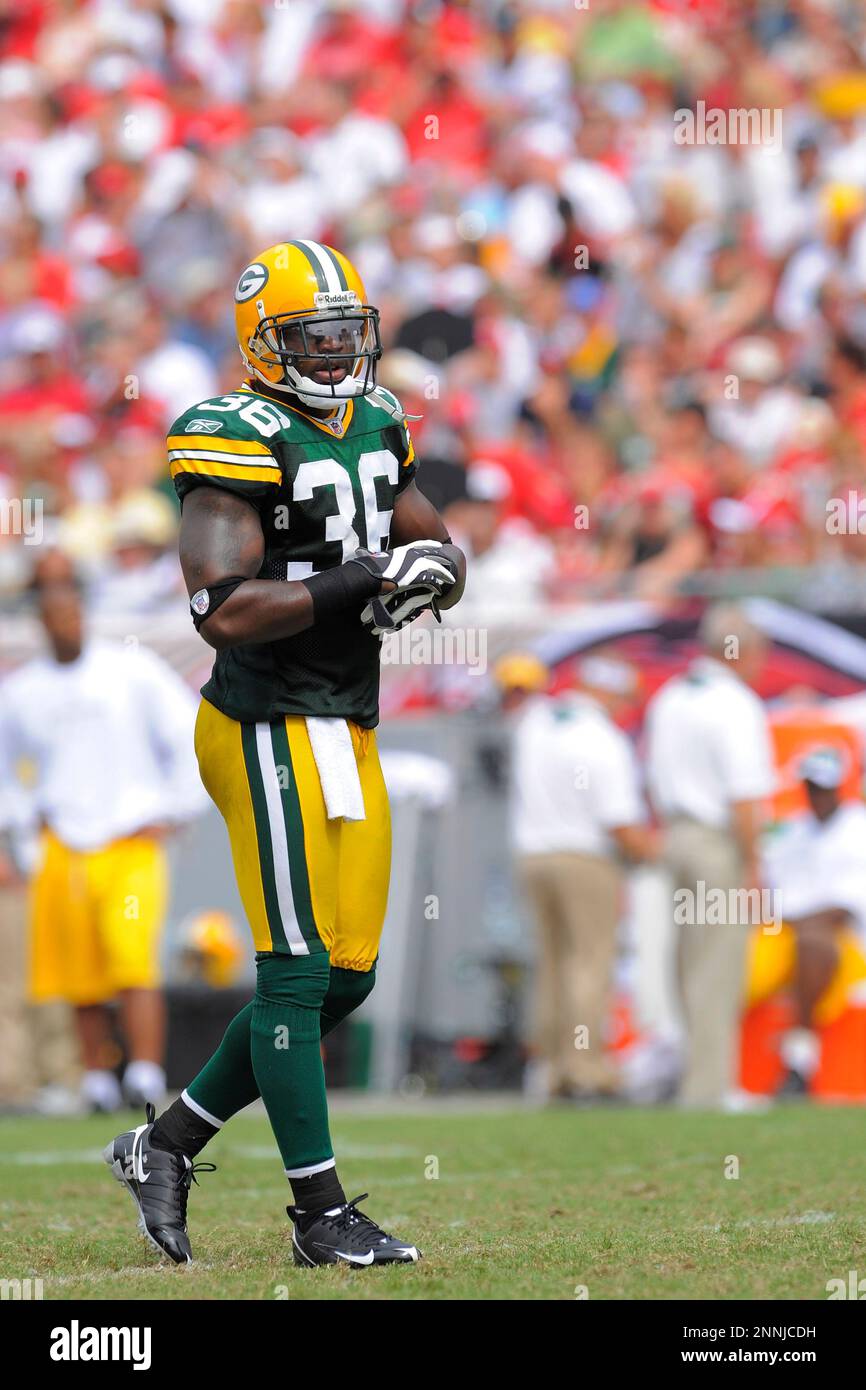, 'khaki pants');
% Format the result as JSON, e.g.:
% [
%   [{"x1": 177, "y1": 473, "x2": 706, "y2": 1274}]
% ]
[
  {"x1": 520, "y1": 851, "x2": 621, "y2": 1093},
  {"x1": 666, "y1": 818, "x2": 750, "y2": 1108},
  {"x1": 0, "y1": 882, "x2": 78, "y2": 1105}
]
